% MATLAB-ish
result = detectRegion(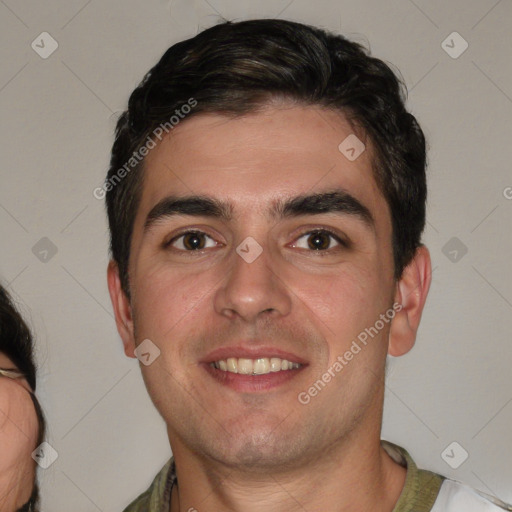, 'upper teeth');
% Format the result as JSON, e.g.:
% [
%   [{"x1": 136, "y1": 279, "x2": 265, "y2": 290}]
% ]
[{"x1": 211, "y1": 357, "x2": 301, "y2": 375}]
